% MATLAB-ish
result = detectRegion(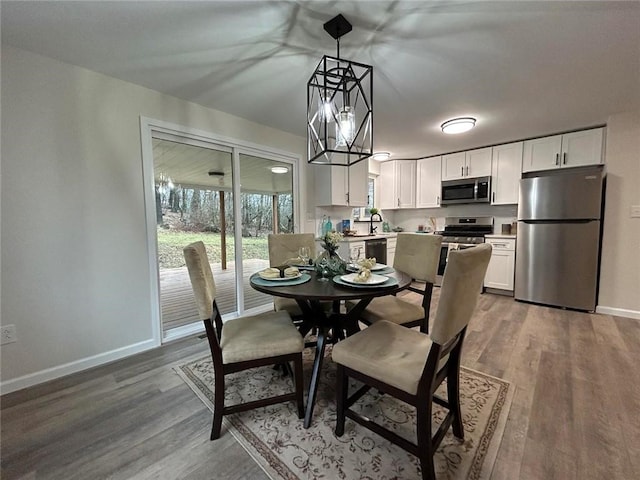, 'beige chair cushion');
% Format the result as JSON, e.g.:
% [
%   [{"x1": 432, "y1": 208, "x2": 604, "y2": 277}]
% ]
[
  {"x1": 332, "y1": 320, "x2": 432, "y2": 395},
  {"x1": 268, "y1": 233, "x2": 316, "y2": 267},
  {"x1": 220, "y1": 311, "x2": 303, "y2": 363},
  {"x1": 352, "y1": 296, "x2": 424, "y2": 326},
  {"x1": 393, "y1": 233, "x2": 442, "y2": 283},
  {"x1": 183, "y1": 241, "x2": 216, "y2": 321},
  {"x1": 273, "y1": 297, "x2": 303, "y2": 316},
  {"x1": 431, "y1": 244, "x2": 492, "y2": 346}
]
